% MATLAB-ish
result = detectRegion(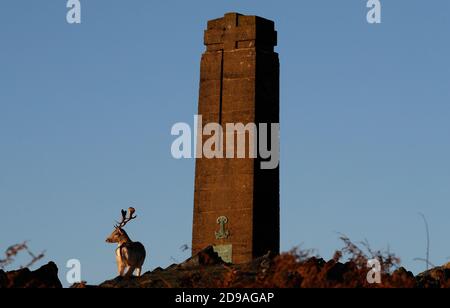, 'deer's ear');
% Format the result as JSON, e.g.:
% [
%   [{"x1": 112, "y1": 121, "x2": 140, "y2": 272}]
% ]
[{"x1": 117, "y1": 228, "x2": 123, "y2": 234}]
